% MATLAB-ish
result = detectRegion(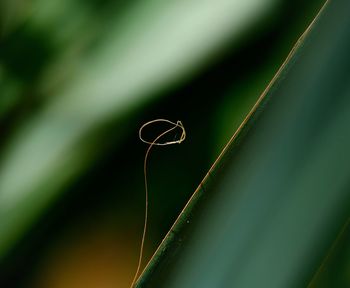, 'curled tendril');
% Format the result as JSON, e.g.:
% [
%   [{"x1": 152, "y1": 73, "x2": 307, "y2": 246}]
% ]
[
  {"x1": 138, "y1": 119, "x2": 186, "y2": 146},
  {"x1": 130, "y1": 119, "x2": 186, "y2": 288}
]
